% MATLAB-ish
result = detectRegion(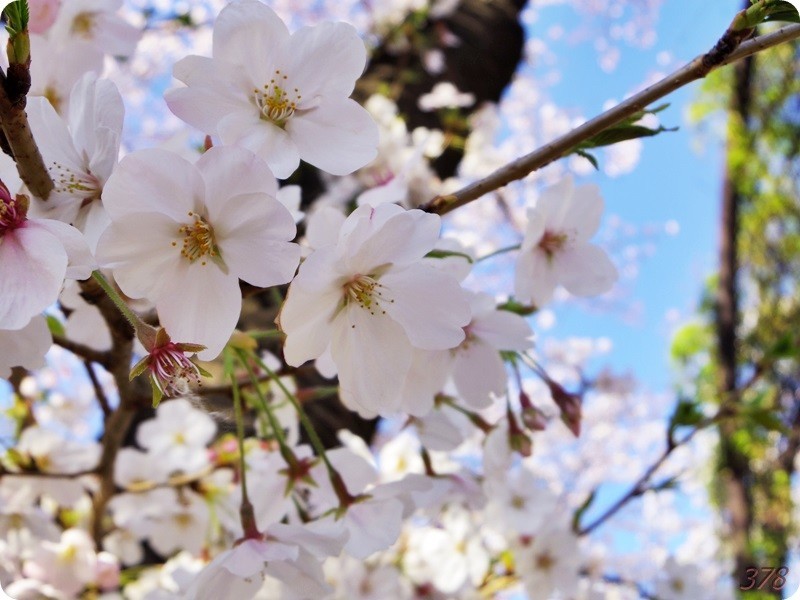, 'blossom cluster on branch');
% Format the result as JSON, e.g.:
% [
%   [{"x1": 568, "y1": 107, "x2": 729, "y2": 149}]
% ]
[{"x1": 1, "y1": 0, "x2": 798, "y2": 598}]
